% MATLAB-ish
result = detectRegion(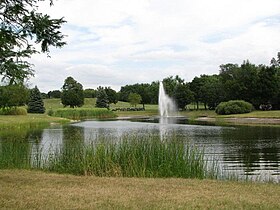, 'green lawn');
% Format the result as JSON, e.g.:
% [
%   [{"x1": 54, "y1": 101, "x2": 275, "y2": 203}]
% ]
[
  {"x1": 44, "y1": 98, "x2": 158, "y2": 110},
  {"x1": 0, "y1": 114, "x2": 69, "y2": 129},
  {"x1": 44, "y1": 98, "x2": 159, "y2": 117},
  {"x1": 182, "y1": 110, "x2": 280, "y2": 119},
  {"x1": 219, "y1": 110, "x2": 280, "y2": 118}
]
